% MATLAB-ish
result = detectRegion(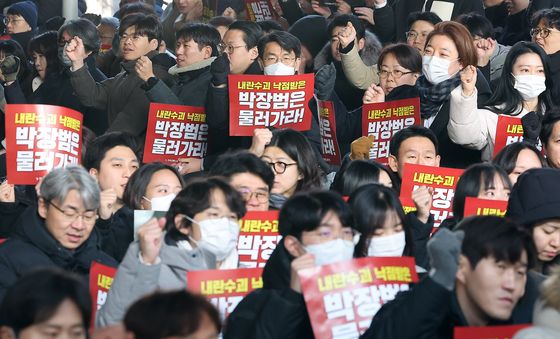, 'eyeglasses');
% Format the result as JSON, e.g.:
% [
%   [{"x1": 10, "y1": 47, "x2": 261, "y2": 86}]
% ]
[
  {"x1": 405, "y1": 31, "x2": 429, "y2": 41},
  {"x1": 47, "y1": 200, "x2": 98, "y2": 224},
  {"x1": 237, "y1": 188, "x2": 269, "y2": 203},
  {"x1": 530, "y1": 27, "x2": 560, "y2": 39},
  {"x1": 265, "y1": 161, "x2": 297, "y2": 174},
  {"x1": 379, "y1": 69, "x2": 414, "y2": 79},
  {"x1": 218, "y1": 43, "x2": 247, "y2": 54},
  {"x1": 3, "y1": 17, "x2": 25, "y2": 25},
  {"x1": 263, "y1": 56, "x2": 297, "y2": 65},
  {"x1": 120, "y1": 33, "x2": 144, "y2": 43}
]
